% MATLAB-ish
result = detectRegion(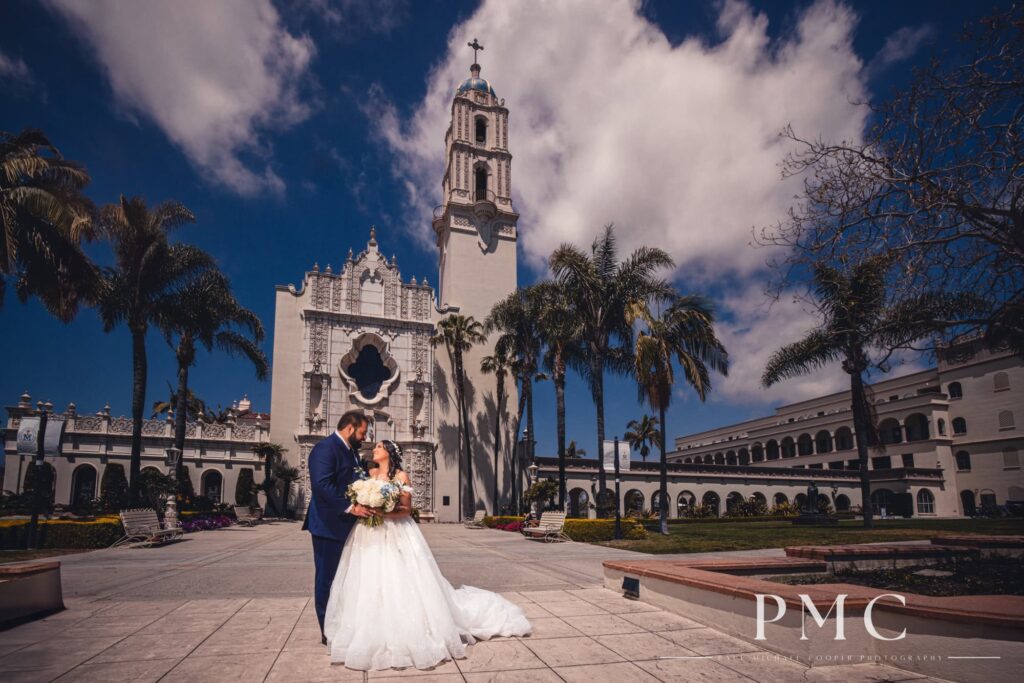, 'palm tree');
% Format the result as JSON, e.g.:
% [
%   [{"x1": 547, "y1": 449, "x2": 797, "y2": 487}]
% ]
[
  {"x1": 151, "y1": 382, "x2": 208, "y2": 420},
  {"x1": 480, "y1": 347, "x2": 510, "y2": 514},
  {"x1": 534, "y1": 281, "x2": 583, "y2": 509},
  {"x1": 762, "y1": 253, "x2": 980, "y2": 528},
  {"x1": 161, "y1": 268, "x2": 268, "y2": 488},
  {"x1": 432, "y1": 314, "x2": 486, "y2": 519},
  {"x1": 566, "y1": 440, "x2": 587, "y2": 459},
  {"x1": 631, "y1": 297, "x2": 728, "y2": 534},
  {"x1": 98, "y1": 195, "x2": 213, "y2": 503},
  {"x1": 550, "y1": 225, "x2": 674, "y2": 514},
  {"x1": 486, "y1": 287, "x2": 543, "y2": 513},
  {"x1": 253, "y1": 443, "x2": 287, "y2": 515},
  {"x1": 1, "y1": 128, "x2": 97, "y2": 320},
  {"x1": 624, "y1": 415, "x2": 660, "y2": 463}
]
